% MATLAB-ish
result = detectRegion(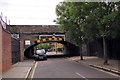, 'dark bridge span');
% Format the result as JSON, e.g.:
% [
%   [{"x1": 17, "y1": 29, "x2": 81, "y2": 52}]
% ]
[{"x1": 24, "y1": 41, "x2": 79, "y2": 59}]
